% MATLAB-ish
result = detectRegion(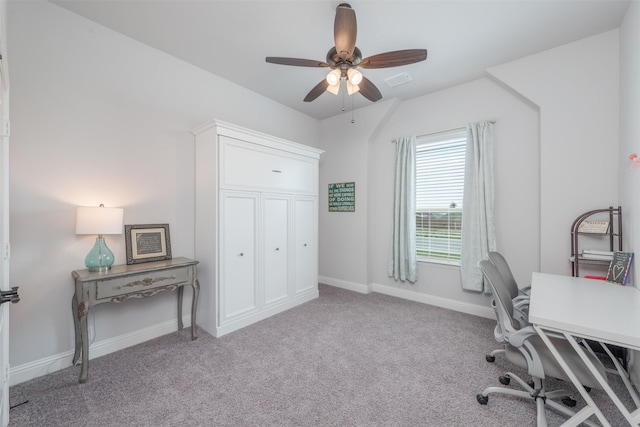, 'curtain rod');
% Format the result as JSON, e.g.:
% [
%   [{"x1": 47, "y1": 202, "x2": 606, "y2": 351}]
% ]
[{"x1": 393, "y1": 117, "x2": 497, "y2": 141}]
